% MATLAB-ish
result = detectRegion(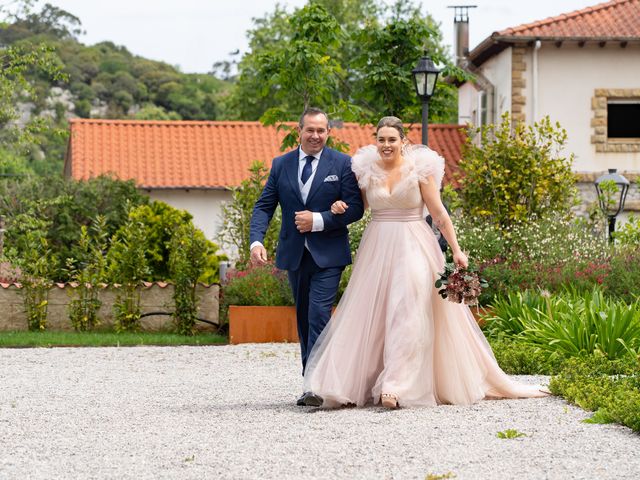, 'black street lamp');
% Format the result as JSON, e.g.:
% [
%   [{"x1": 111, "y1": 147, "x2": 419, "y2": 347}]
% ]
[
  {"x1": 594, "y1": 168, "x2": 630, "y2": 242},
  {"x1": 412, "y1": 54, "x2": 441, "y2": 146}
]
